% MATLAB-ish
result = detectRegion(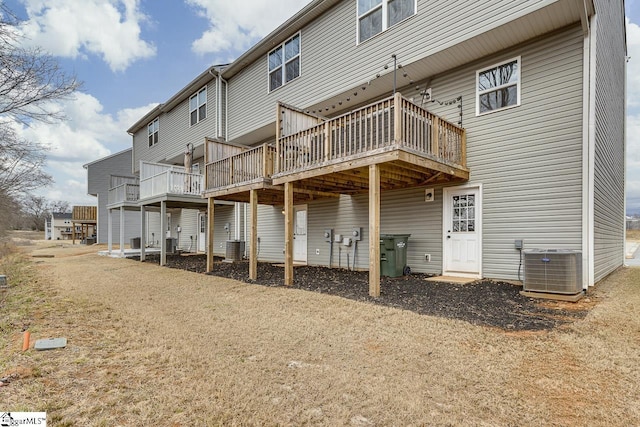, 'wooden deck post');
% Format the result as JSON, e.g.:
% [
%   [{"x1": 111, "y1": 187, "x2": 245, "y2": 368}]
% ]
[
  {"x1": 324, "y1": 121, "x2": 330, "y2": 161},
  {"x1": 107, "y1": 210, "x2": 113, "y2": 255},
  {"x1": 432, "y1": 117, "x2": 440, "y2": 157},
  {"x1": 207, "y1": 198, "x2": 215, "y2": 273},
  {"x1": 160, "y1": 201, "x2": 166, "y2": 266},
  {"x1": 140, "y1": 205, "x2": 146, "y2": 262},
  {"x1": 394, "y1": 92, "x2": 402, "y2": 144},
  {"x1": 72, "y1": 222, "x2": 76, "y2": 244},
  {"x1": 249, "y1": 189, "x2": 258, "y2": 280},
  {"x1": 284, "y1": 182, "x2": 294, "y2": 286},
  {"x1": 275, "y1": 103, "x2": 281, "y2": 174},
  {"x1": 369, "y1": 164, "x2": 381, "y2": 297},
  {"x1": 460, "y1": 129, "x2": 467, "y2": 167}
]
